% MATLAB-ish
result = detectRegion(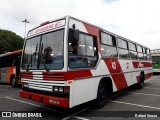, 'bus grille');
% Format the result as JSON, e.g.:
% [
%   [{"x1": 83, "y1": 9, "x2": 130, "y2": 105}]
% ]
[{"x1": 21, "y1": 73, "x2": 65, "y2": 92}]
